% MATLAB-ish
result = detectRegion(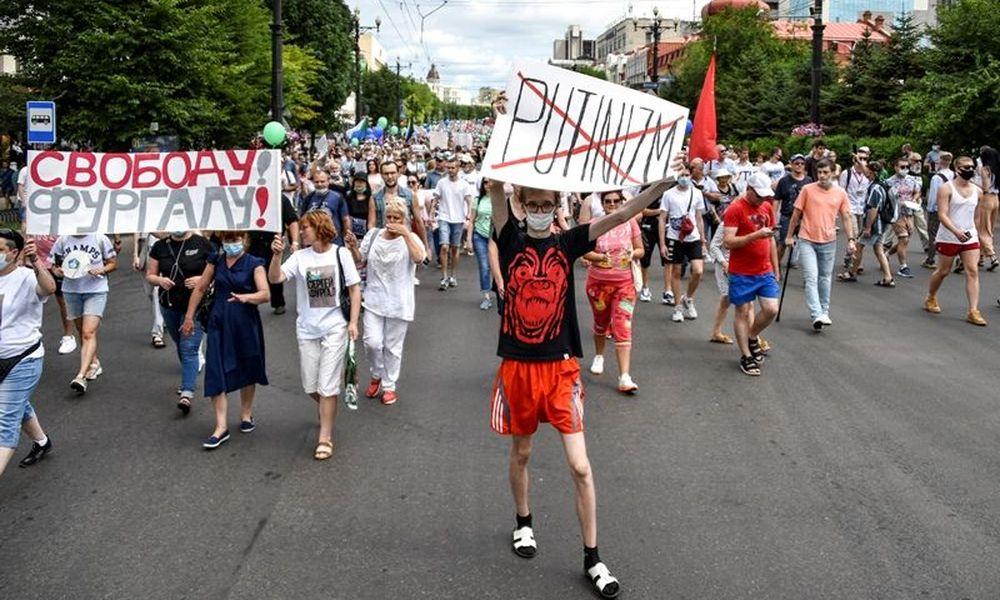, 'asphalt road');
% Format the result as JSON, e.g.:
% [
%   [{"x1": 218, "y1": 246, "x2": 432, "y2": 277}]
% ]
[{"x1": 2, "y1": 238, "x2": 1000, "y2": 600}]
